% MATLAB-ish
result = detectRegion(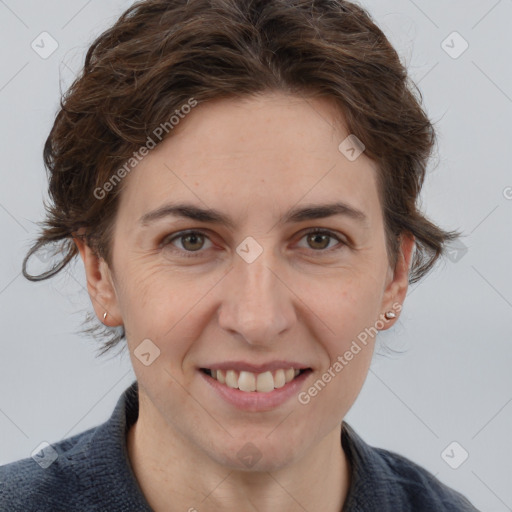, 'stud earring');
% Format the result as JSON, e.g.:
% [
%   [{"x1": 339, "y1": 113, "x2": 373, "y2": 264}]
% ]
[
  {"x1": 384, "y1": 311, "x2": 396, "y2": 320},
  {"x1": 103, "y1": 311, "x2": 108, "y2": 322}
]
